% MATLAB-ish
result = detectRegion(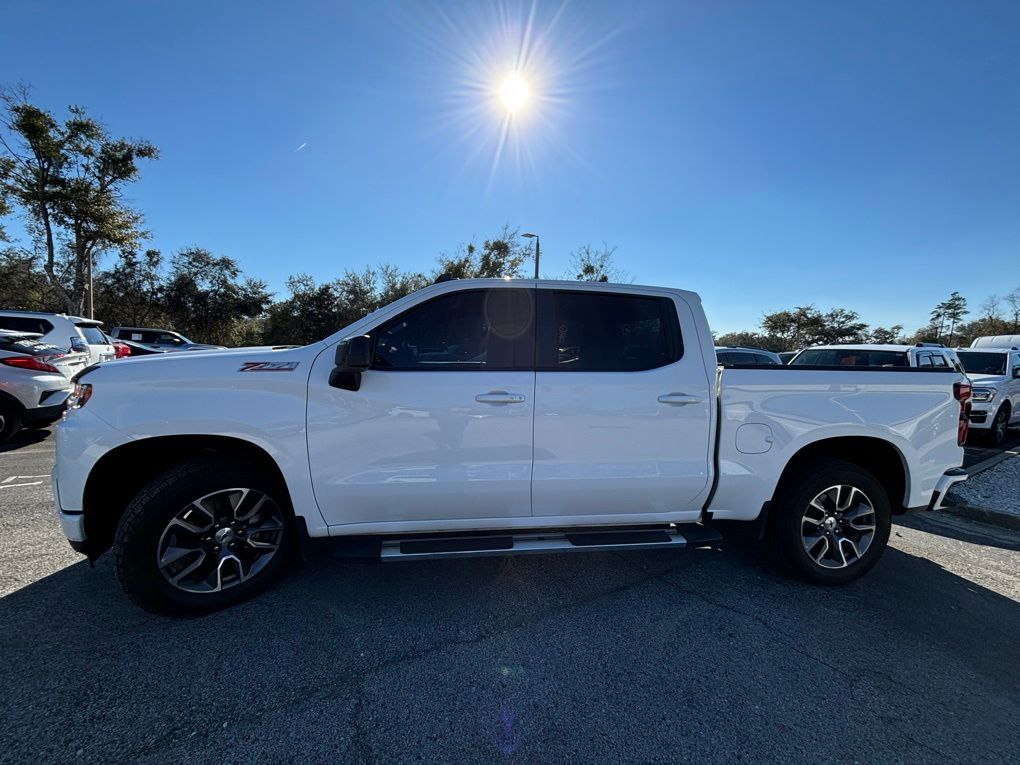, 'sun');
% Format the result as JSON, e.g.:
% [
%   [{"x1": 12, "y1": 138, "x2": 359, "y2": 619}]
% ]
[{"x1": 498, "y1": 74, "x2": 529, "y2": 113}]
